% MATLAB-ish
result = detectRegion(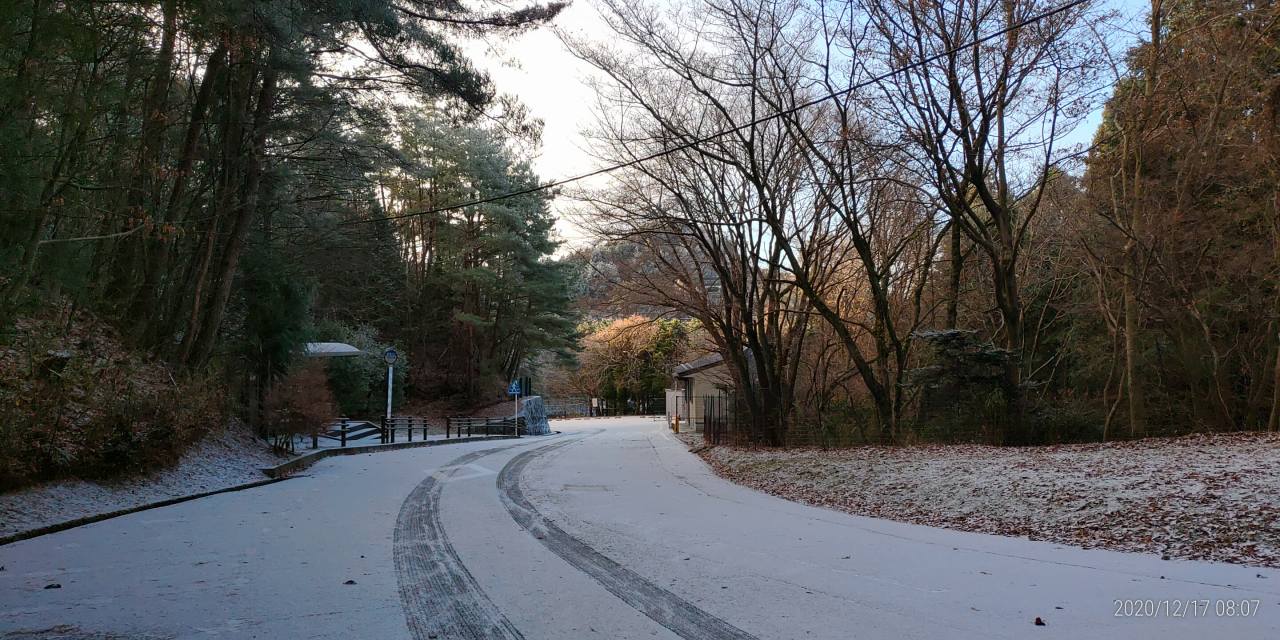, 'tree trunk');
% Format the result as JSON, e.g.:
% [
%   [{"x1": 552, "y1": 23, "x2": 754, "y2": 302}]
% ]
[
  {"x1": 112, "y1": 0, "x2": 178, "y2": 307},
  {"x1": 1122, "y1": 248, "x2": 1147, "y2": 437},
  {"x1": 947, "y1": 220, "x2": 963, "y2": 328},
  {"x1": 177, "y1": 46, "x2": 252, "y2": 367},
  {"x1": 1124, "y1": 0, "x2": 1163, "y2": 438},
  {"x1": 190, "y1": 59, "x2": 278, "y2": 370},
  {"x1": 131, "y1": 42, "x2": 228, "y2": 343},
  {"x1": 1271, "y1": 191, "x2": 1280, "y2": 431},
  {"x1": 993, "y1": 252, "x2": 1025, "y2": 443}
]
